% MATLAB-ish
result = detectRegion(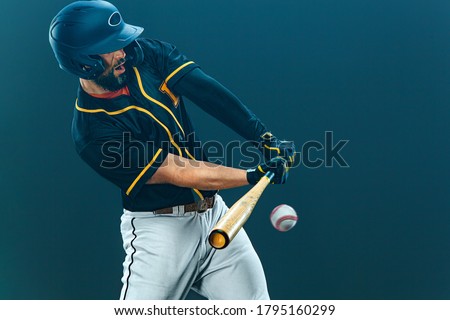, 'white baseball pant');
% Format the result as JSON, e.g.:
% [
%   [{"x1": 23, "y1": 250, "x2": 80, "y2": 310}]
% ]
[{"x1": 119, "y1": 194, "x2": 269, "y2": 300}]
